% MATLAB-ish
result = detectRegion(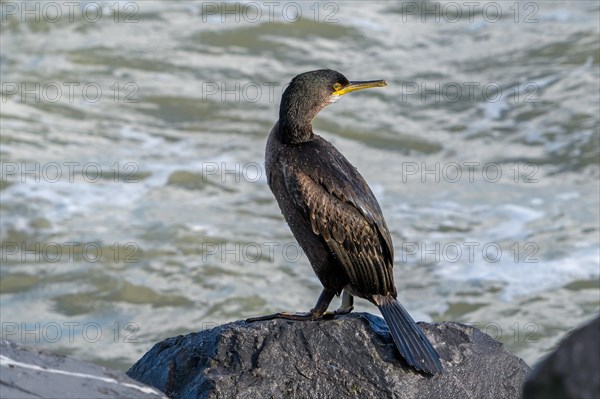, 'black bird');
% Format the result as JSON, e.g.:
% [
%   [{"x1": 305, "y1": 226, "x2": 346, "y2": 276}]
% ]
[{"x1": 247, "y1": 69, "x2": 443, "y2": 374}]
